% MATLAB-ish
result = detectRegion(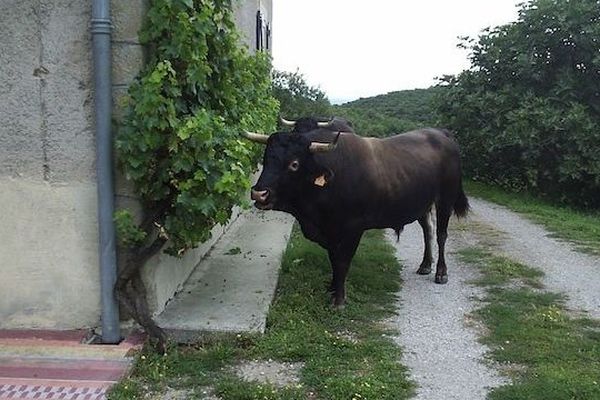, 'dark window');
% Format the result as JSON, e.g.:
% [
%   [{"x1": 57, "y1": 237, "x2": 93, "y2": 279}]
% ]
[
  {"x1": 256, "y1": 10, "x2": 271, "y2": 52},
  {"x1": 266, "y1": 24, "x2": 271, "y2": 50},
  {"x1": 256, "y1": 10, "x2": 263, "y2": 51}
]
